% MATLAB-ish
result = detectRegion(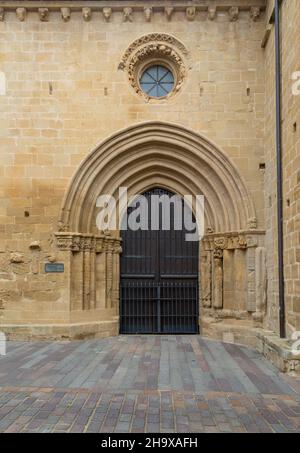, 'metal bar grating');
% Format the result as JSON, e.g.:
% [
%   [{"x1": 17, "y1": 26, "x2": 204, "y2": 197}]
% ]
[{"x1": 120, "y1": 281, "x2": 198, "y2": 334}]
